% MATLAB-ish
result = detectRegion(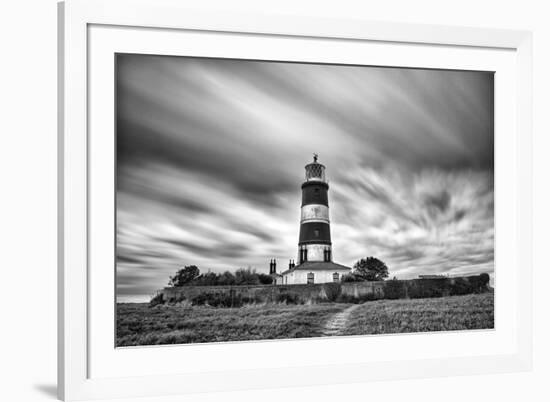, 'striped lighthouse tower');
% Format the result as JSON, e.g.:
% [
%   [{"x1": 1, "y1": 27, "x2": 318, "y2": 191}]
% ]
[
  {"x1": 274, "y1": 154, "x2": 350, "y2": 285},
  {"x1": 298, "y1": 154, "x2": 333, "y2": 264}
]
